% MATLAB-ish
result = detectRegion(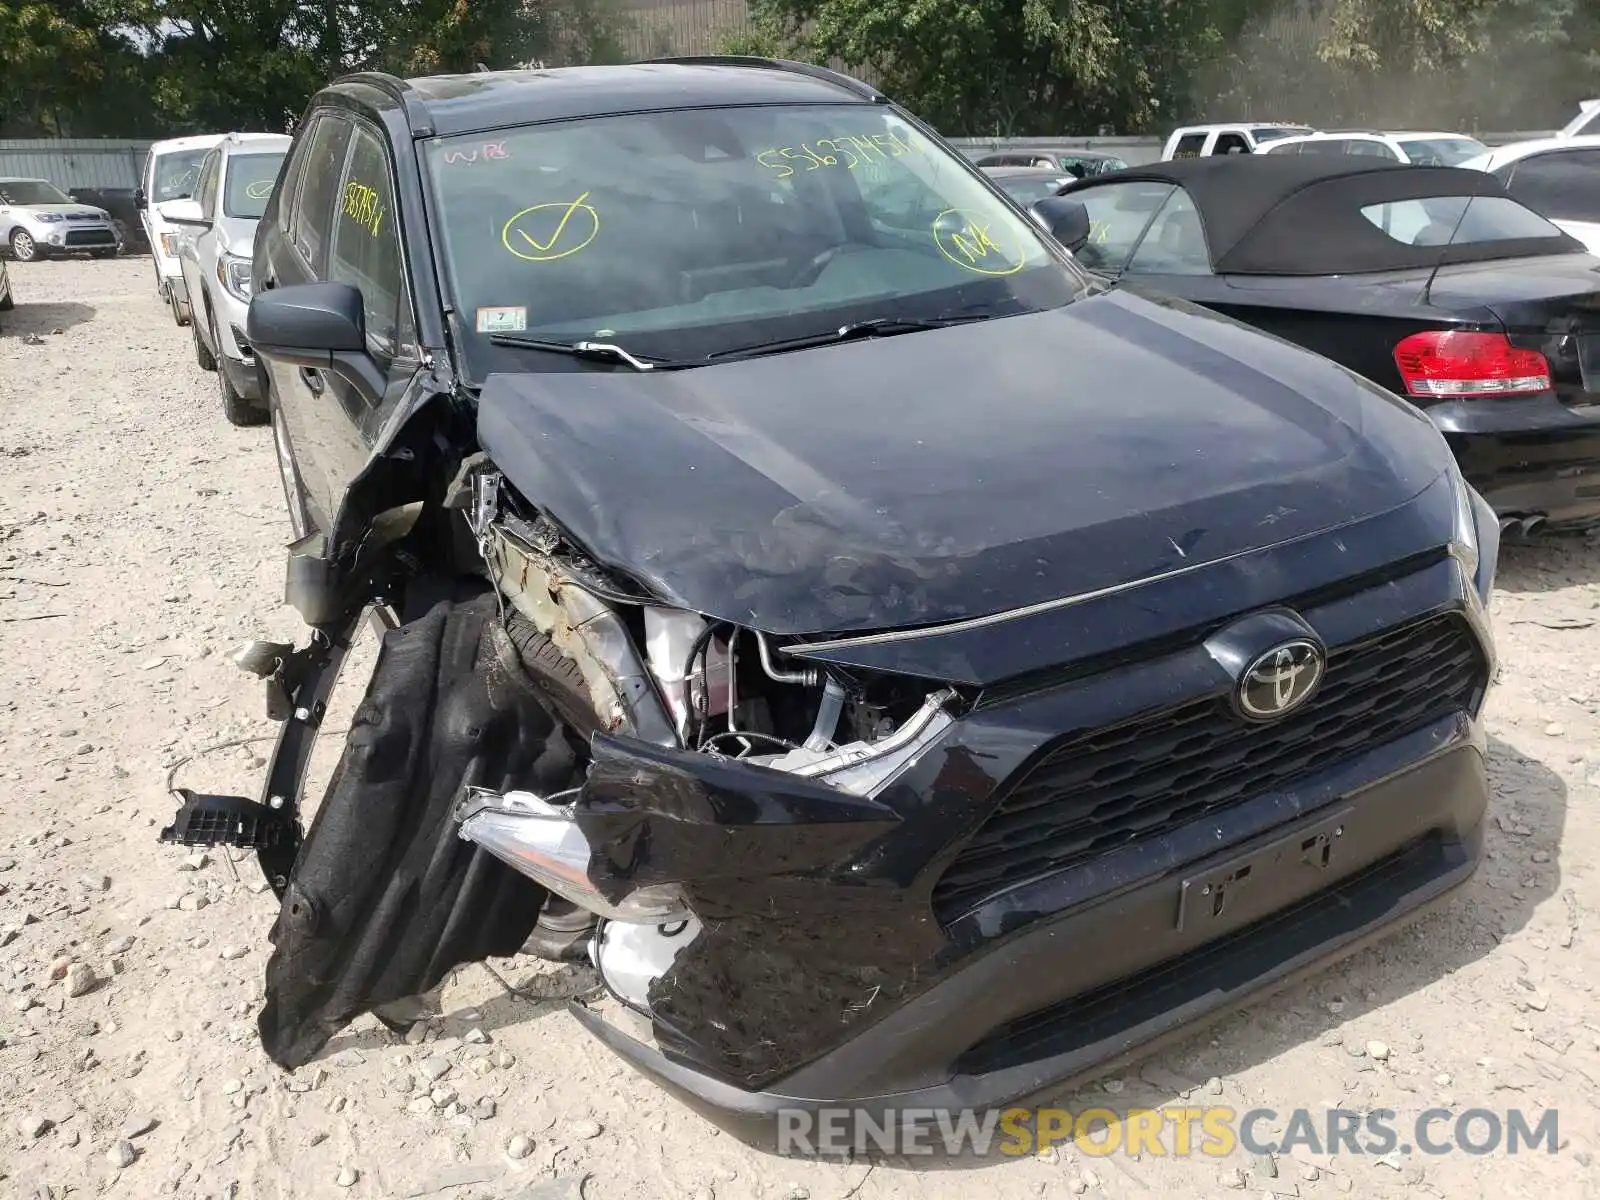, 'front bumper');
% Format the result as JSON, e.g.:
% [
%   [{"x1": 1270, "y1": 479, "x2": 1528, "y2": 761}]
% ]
[
  {"x1": 1425, "y1": 394, "x2": 1600, "y2": 526},
  {"x1": 221, "y1": 348, "x2": 262, "y2": 402},
  {"x1": 23, "y1": 221, "x2": 117, "y2": 254},
  {"x1": 576, "y1": 739, "x2": 1484, "y2": 1146},
  {"x1": 465, "y1": 534, "x2": 1493, "y2": 1140}
]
